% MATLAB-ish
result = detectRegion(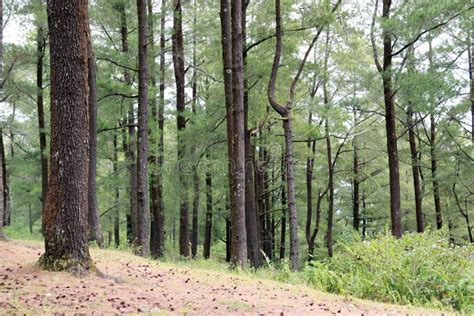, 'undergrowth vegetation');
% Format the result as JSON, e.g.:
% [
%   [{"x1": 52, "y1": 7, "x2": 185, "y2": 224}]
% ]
[{"x1": 298, "y1": 230, "x2": 473, "y2": 312}]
